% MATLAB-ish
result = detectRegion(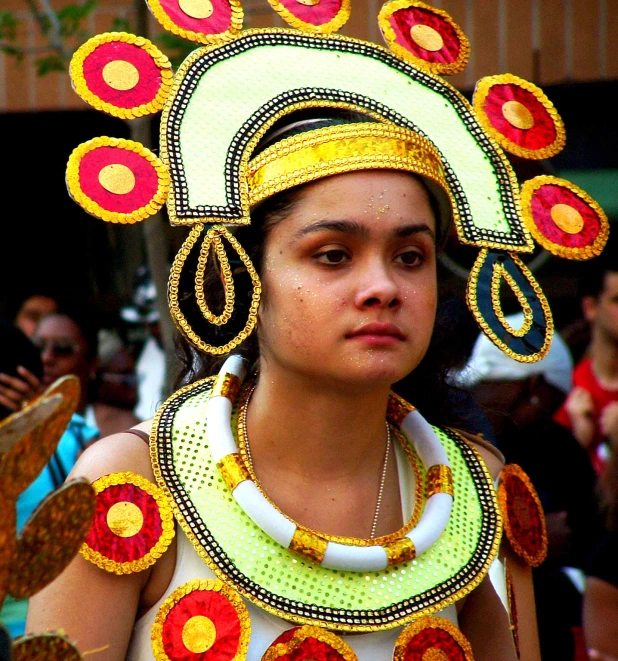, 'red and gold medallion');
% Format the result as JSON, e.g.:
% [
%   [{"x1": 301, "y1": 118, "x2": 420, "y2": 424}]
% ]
[
  {"x1": 393, "y1": 616, "x2": 475, "y2": 660},
  {"x1": 262, "y1": 625, "x2": 357, "y2": 660},
  {"x1": 498, "y1": 464, "x2": 547, "y2": 567},
  {"x1": 152, "y1": 579, "x2": 250, "y2": 661},
  {"x1": 80, "y1": 471, "x2": 174, "y2": 574}
]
